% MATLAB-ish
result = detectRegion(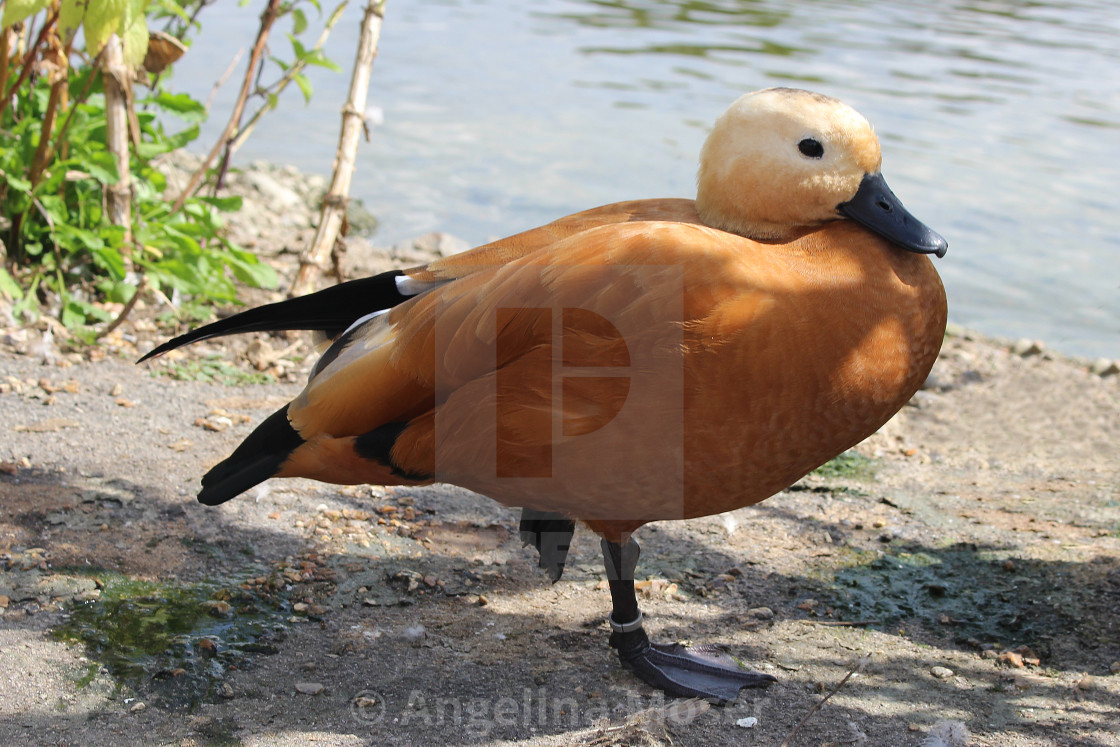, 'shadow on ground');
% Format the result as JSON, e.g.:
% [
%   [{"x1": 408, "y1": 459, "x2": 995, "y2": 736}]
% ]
[{"x1": 2, "y1": 459, "x2": 1119, "y2": 746}]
